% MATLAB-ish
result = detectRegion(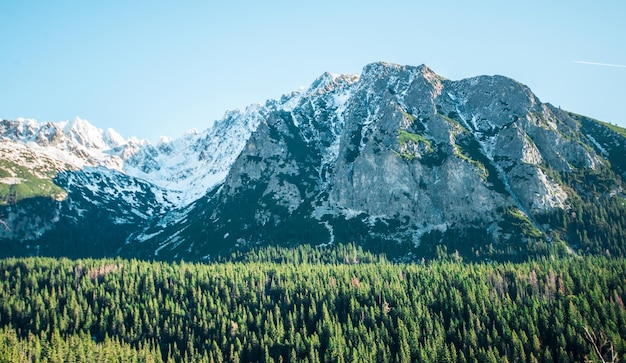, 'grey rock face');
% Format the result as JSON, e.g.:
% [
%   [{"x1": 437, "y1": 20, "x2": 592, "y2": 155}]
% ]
[{"x1": 323, "y1": 64, "x2": 573, "y2": 235}]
